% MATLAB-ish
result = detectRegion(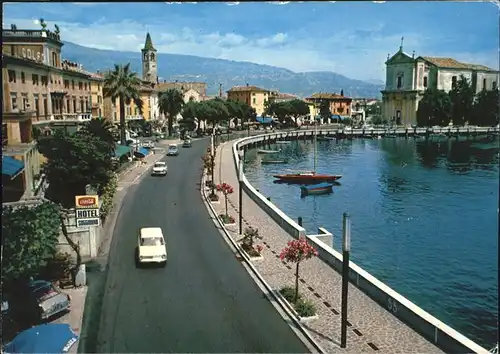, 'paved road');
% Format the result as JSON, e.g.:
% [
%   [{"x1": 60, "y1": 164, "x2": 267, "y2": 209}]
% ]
[{"x1": 96, "y1": 139, "x2": 309, "y2": 353}]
